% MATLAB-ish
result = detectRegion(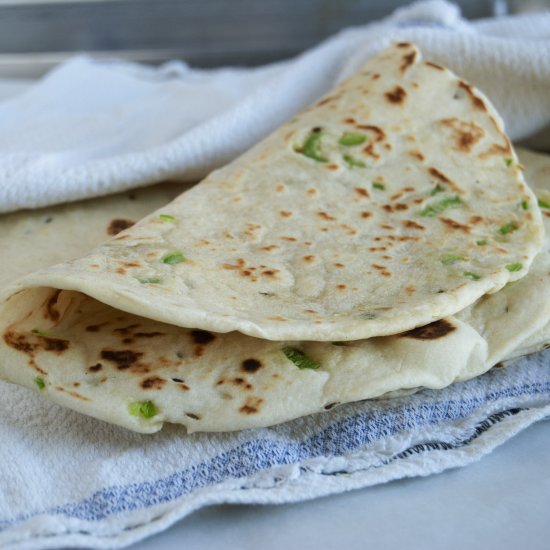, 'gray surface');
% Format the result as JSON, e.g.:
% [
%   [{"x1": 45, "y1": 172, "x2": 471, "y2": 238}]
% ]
[
  {"x1": 129, "y1": 418, "x2": 550, "y2": 550},
  {"x1": 0, "y1": 0, "x2": 498, "y2": 77}
]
